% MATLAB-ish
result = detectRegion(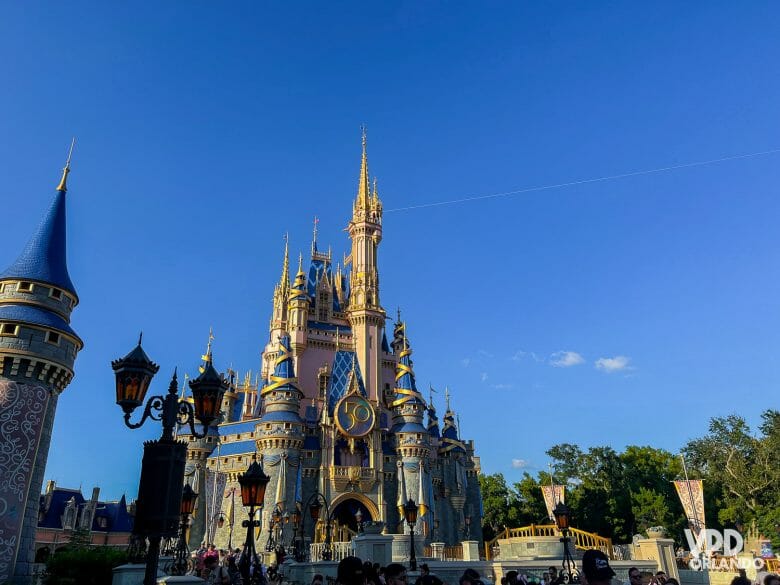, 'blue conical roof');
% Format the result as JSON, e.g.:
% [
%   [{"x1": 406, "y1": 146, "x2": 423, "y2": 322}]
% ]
[
  {"x1": 392, "y1": 334, "x2": 425, "y2": 408},
  {"x1": 262, "y1": 335, "x2": 302, "y2": 396},
  {"x1": 1, "y1": 188, "x2": 76, "y2": 295}
]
